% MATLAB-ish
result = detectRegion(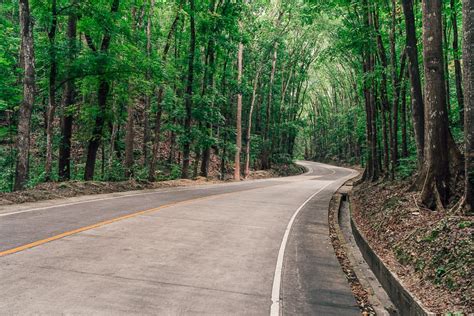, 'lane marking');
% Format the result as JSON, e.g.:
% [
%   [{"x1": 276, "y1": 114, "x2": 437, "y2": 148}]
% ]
[
  {"x1": 0, "y1": 179, "x2": 276, "y2": 218},
  {"x1": 269, "y1": 166, "x2": 357, "y2": 316},
  {"x1": 269, "y1": 181, "x2": 334, "y2": 316},
  {"x1": 1, "y1": 160, "x2": 311, "y2": 218},
  {"x1": 0, "y1": 180, "x2": 294, "y2": 258}
]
